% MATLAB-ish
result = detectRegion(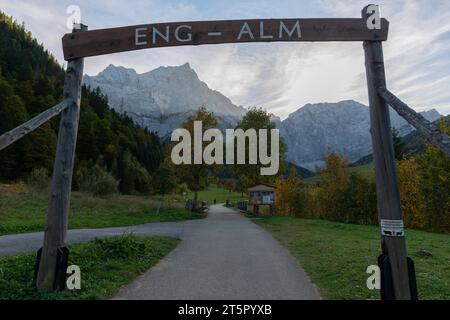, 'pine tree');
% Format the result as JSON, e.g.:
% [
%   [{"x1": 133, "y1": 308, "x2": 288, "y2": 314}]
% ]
[{"x1": 0, "y1": 11, "x2": 164, "y2": 193}]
